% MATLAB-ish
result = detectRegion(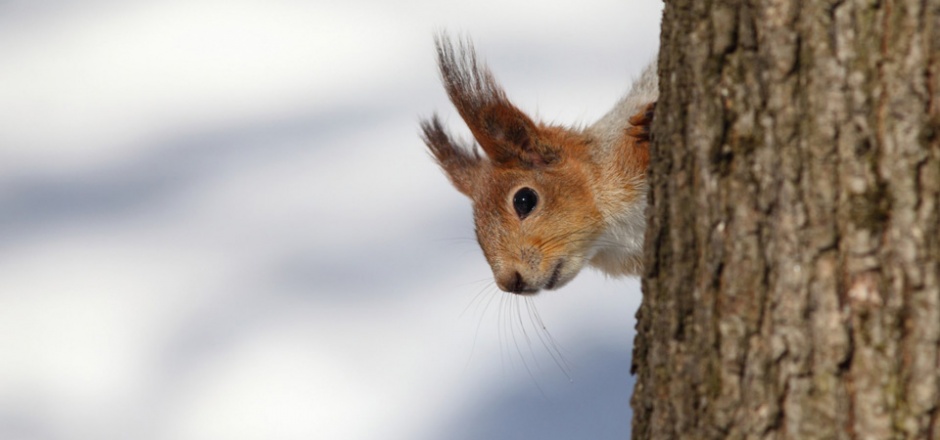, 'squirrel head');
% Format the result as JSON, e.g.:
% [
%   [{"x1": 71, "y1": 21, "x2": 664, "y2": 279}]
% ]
[{"x1": 421, "y1": 35, "x2": 612, "y2": 294}]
